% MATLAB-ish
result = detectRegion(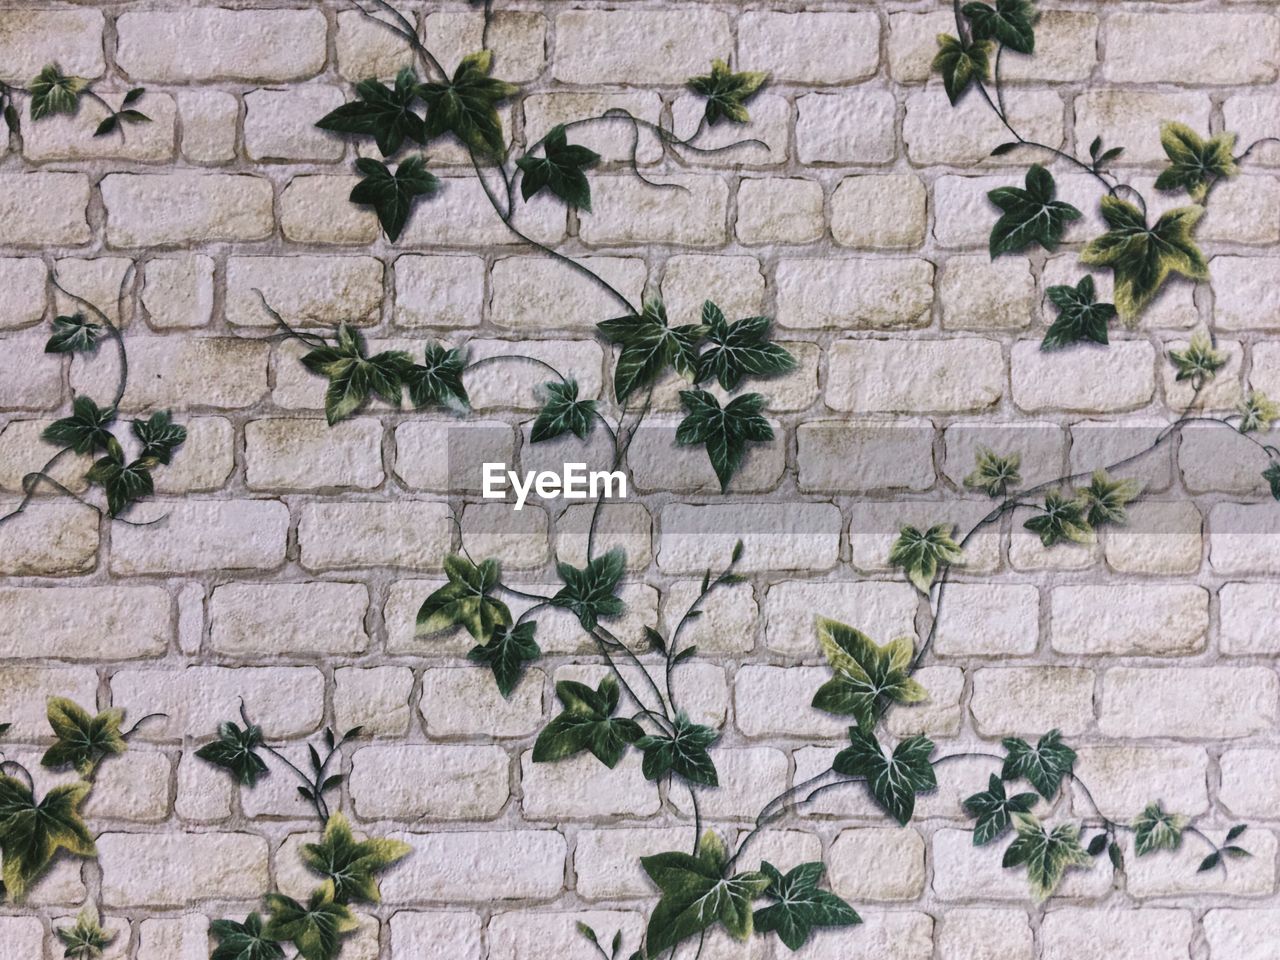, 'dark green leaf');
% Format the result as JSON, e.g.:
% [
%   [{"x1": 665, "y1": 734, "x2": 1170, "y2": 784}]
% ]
[
  {"x1": 117, "y1": 109, "x2": 150, "y2": 124},
  {"x1": 418, "y1": 50, "x2": 517, "y2": 160},
  {"x1": 1086, "y1": 833, "x2": 1108, "y2": 857},
  {"x1": 932, "y1": 34, "x2": 993, "y2": 105},
  {"x1": 964, "y1": 774, "x2": 1038, "y2": 846},
  {"x1": 302, "y1": 812, "x2": 411, "y2": 905},
  {"x1": 93, "y1": 115, "x2": 117, "y2": 137},
  {"x1": 832, "y1": 725, "x2": 936, "y2": 826},
  {"x1": 0, "y1": 775, "x2": 95, "y2": 900},
  {"x1": 531, "y1": 379, "x2": 595, "y2": 442},
  {"x1": 687, "y1": 59, "x2": 767, "y2": 126},
  {"x1": 753, "y1": 860, "x2": 860, "y2": 952},
  {"x1": 1023, "y1": 490, "x2": 1092, "y2": 548},
  {"x1": 42, "y1": 396, "x2": 116, "y2": 455},
  {"x1": 263, "y1": 881, "x2": 358, "y2": 960},
  {"x1": 123, "y1": 88, "x2": 144, "y2": 106},
  {"x1": 991, "y1": 142, "x2": 1020, "y2": 156},
  {"x1": 85, "y1": 451, "x2": 155, "y2": 516},
  {"x1": 417, "y1": 554, "x2": 512, "y2": 643},
  {"x1": 644, "y1": 626, "x2": 666, "y2": 654},
  {"x1": 1001, "y1": 813, "x2": 1091, "y2": 901},
  {"x1": 1265, "y1": 462, "x2": 1280, "y2": 500},
  {"x1": 211, "y1": 913, "x2": 285, "y2": 960},
  {"x1": 403, "y1": 341, "x2": 468, "y2": 410},
  {"x1": 1199, "y1": 851, "x2": 1222, "y2": 872},
  {"x1": 300, "y1": 323, "x2": 411, "y2": 424},
  {"x1": 597, "y1": 298, "x2": 706, "y2": 403},
  {"x1": 695, "y1": 301, "x2": 795, "y2": 391},
  {"x1": 987, "y1": 164, "x2": 1081, "y2": 257},
  {"x1": 350, "y1": 154, "x2": 441, "y2": 243},
  {"x1": 810, "y1": 617, "x2": 926, "y2": 729},
  {"x1": 196, "y1": 720, "x2": 269, "y2": 787},
  {"x1": 676, "y1": 390, "x2": 773, "y2": 492},
  {"x1": 1080, "y1": 469, "x2": 1140, "y2": 527},
  {"x1": 961, "y1": 0, "x2": 1038, "y2": 54},
  {"x1": 1108, "y1": 841, "x2": 1124, "y2": 872},
  {"x1": 467, "y1": 621, "x2": 541, "y2": 697},
  {"x1": 635, "y1": 713, "x2": 720, "y2": 786},
  {"x1": 532, "y1": 675, "x2": 643, "y2": 768},
  {"x1": 29, "y1": 64, "x2": 87, "y2": 120},
  {"x1": 1042, "y1": 275, "x2": 1116, "y2": 350},
  {"x1": 1227, "y1": 824, "x2": 1248, "y2": 842},
  {"x1": 315, "y1": 68, "x2": 425, "y2": 156},
  {"x1": 1001, "y1": 729, "x2": 1077, "y2": 799},
  {"x1": 131, "y1": 410, "x2": 186, "y2": 464},
  {"x1": 551, "y1": 547, "x2": 626, "y2": 631},
  {"x1": 45, "y1": 314, "x2": 102, "y2": 354},
  {"x1": 516, "y1": 124, "x2": 600, "y2": 209}
]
